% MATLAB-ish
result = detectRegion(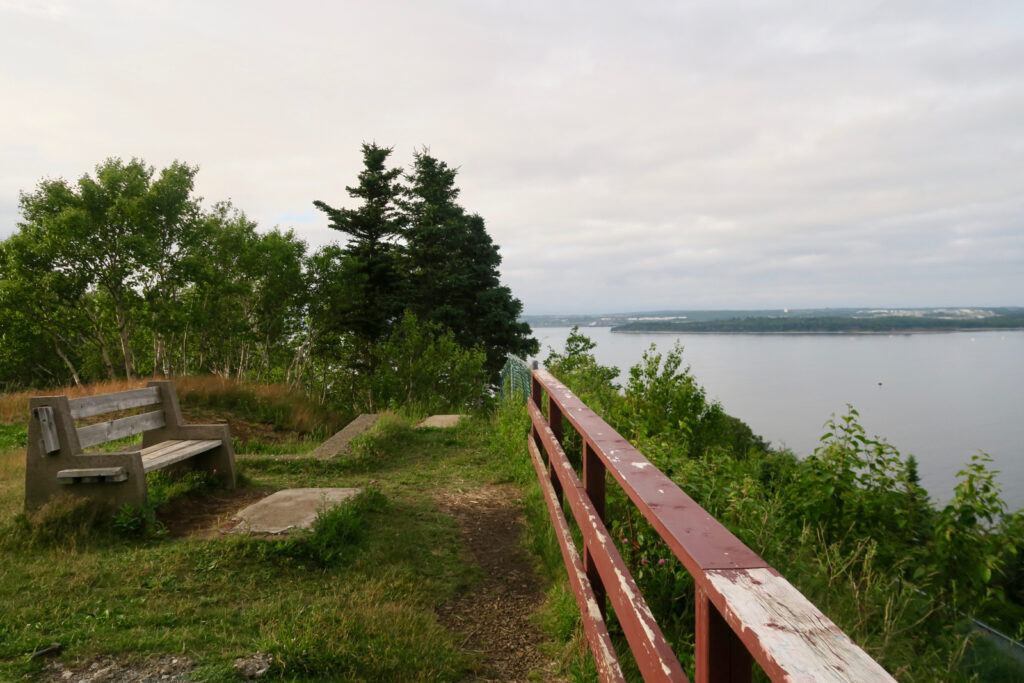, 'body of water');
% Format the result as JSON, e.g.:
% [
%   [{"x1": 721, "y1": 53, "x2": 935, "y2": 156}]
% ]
[{"x1": 532, "y1": 327, "x2": 1024, "y2": 508}]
